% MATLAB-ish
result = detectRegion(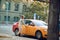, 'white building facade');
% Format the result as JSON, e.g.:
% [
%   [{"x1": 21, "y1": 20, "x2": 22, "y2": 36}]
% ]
[
  {"x1": 0, "y1": 0, "x2": 23, "y2": 23},
  {"x1": 0, "y1": 0, "x2": 34, "y2": 24}
]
